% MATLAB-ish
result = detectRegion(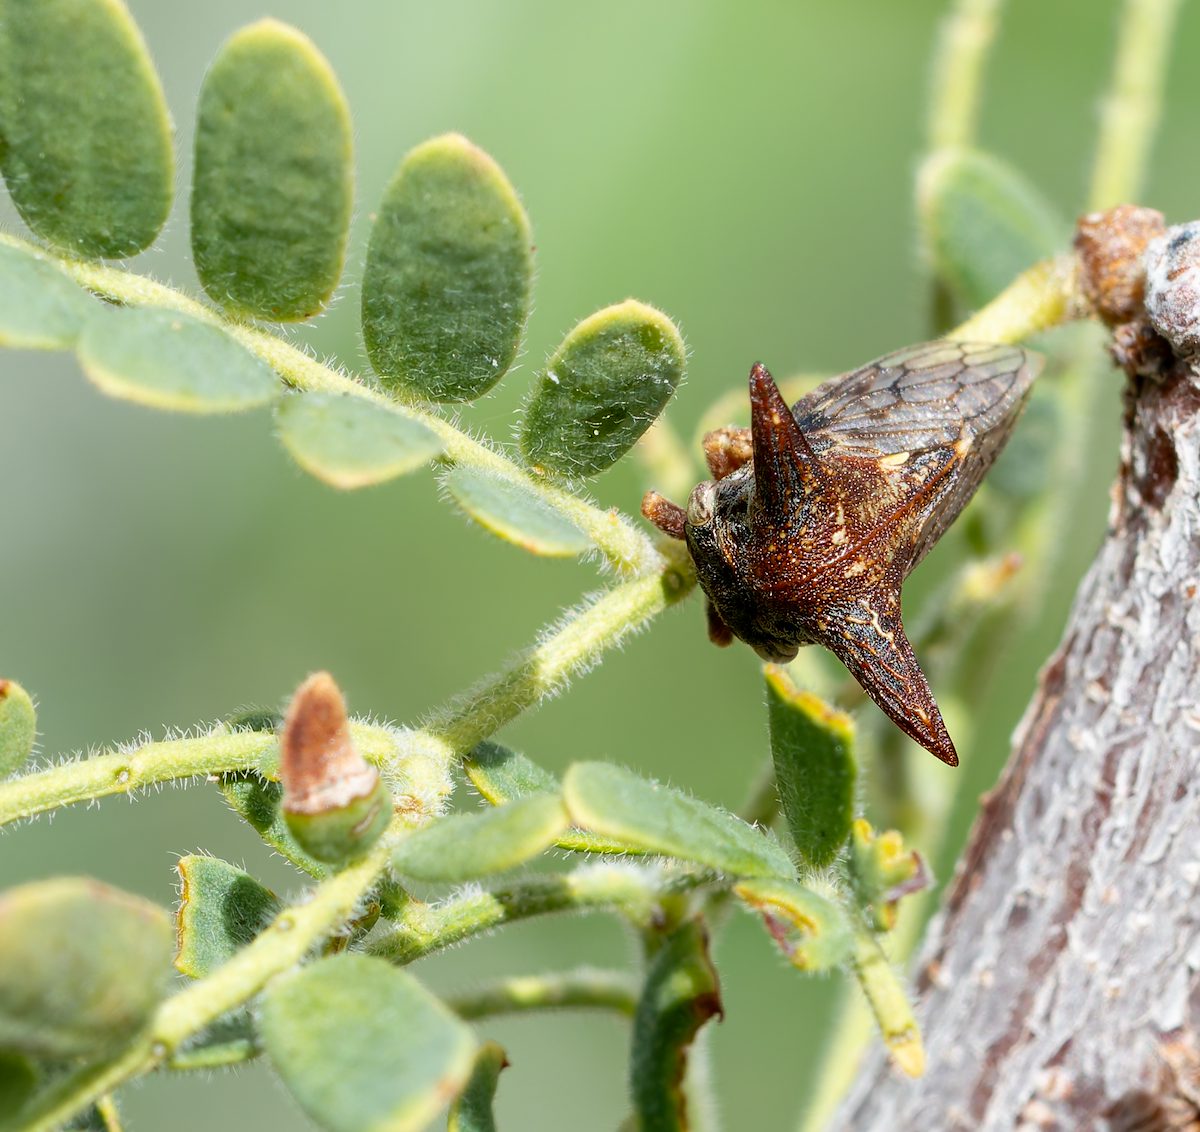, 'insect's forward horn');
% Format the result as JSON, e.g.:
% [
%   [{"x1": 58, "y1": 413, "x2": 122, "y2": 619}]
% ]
[{"x1": 748, "y1": 362, "x2": 822, "y2": 519}]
